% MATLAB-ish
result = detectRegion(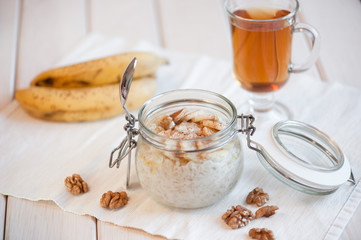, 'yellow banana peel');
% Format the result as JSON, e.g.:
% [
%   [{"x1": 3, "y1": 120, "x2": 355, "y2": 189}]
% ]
[
  {"x1": 31, "y1": 52, "x2": 167, "y2": 88},
  {"x1": 16, "y1": 77, "x2": 157, "y2": 122},
  {"x1": 16, "y1": 51, "x2": 167, "y2": 122}
]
